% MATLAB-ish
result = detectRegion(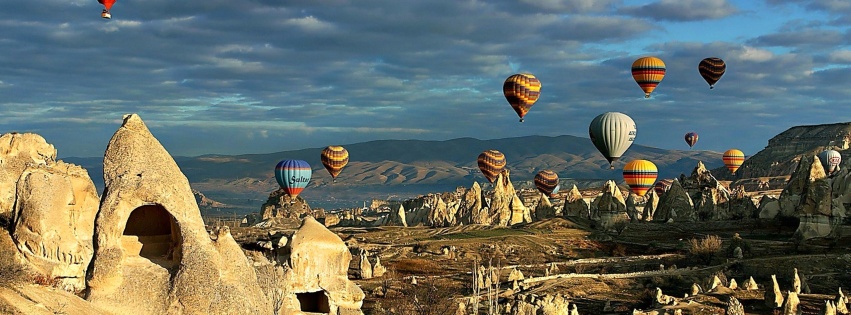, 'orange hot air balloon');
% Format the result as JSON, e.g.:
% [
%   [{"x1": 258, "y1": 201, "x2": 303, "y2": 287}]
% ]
[
  {"x1": 98, "y1": 0, "x2": 116, "y2": 19},
  {"x1": 631, "y1": 57, "x2": 666, "y2": 98},
  {"x1": 477, "y1": 150, "x2": 506, "y2": 183},
  {"x1": 622, "y1": 160, "x2": 658, "y2": 197},
  {"x1": 723, "y1": 149, "x2": 745, "y2": 175},
  {"x1": 321, "y1": 146, "x2": 349, "y2": 182},
  {"x1": 534, "y1": 170, "x2": 559, "y2": 197},
  {"x1": 503, "y1": 73, "x2": 541, "y2": 122}
]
